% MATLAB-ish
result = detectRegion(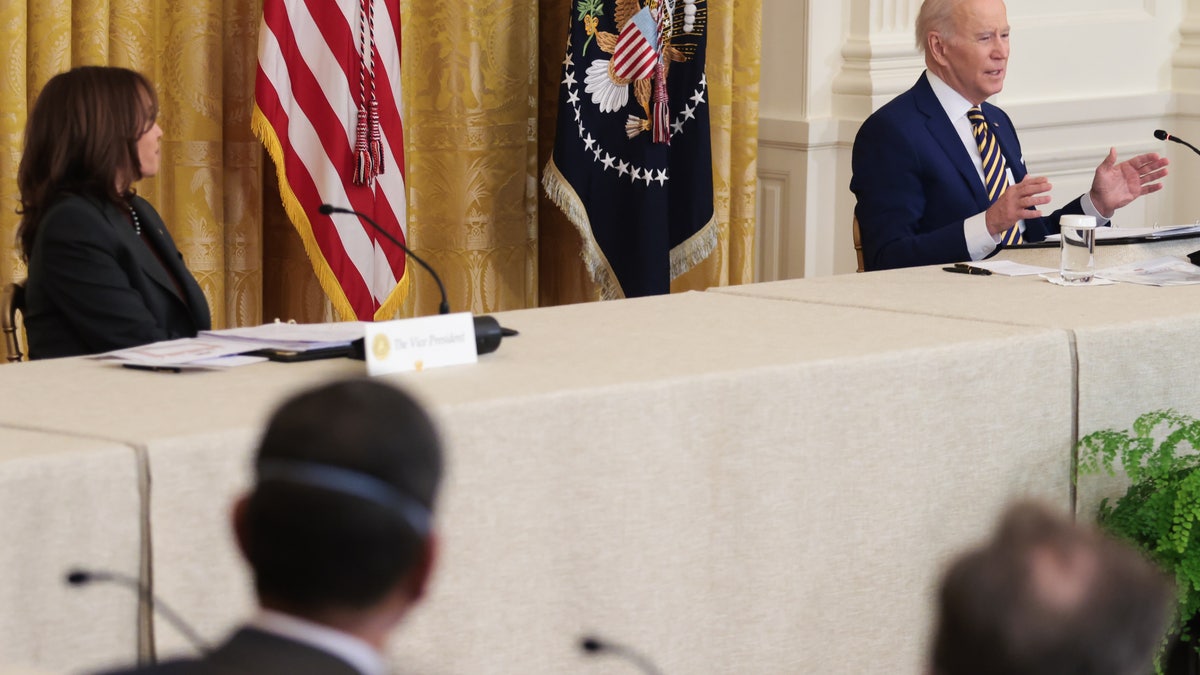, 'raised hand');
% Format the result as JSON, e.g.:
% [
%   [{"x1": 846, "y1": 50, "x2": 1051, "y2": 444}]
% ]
[
  {"x1": 986, "y1": 175, "x2": 1053, "y2": 236},
  {"x1": 1088, "y1": 149, "x2": 1169, "y2": 218}
]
